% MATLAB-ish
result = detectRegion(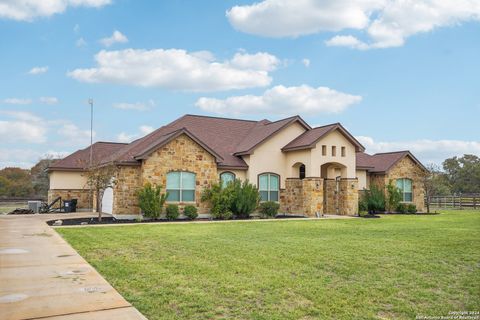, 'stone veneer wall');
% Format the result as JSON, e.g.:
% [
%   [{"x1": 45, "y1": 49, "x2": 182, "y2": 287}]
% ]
[
  {"x1": 386, "y1": 156, "x2": 426, "y2": 212},
  {"x1": 47, "y1": 189, "x2": 91, "y2": 209},
  {"x1": 338, "y1": 179, "x2": 359, "y2": 215},
  {"x1": 280, "y1": 178, "x2": 324, "y2": 216},
  {"x1": 368, "y1": 156, "x2": 426, "y2": 212},
  {"x1": 113, "y1": 166, "x2": 142, "y2": 215},
  {"x1": 280, "y1": 179, "x2": 304, "y2": 214},
  {"x1": 323, "y1": 179, "x2": 337, "y2": 214},
  {"x1": 301, "y1": 178, "x2": 323, "y2": 216},
  {"x1": 141, "y1": 134, "x2": 218, "y2": 214}
]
